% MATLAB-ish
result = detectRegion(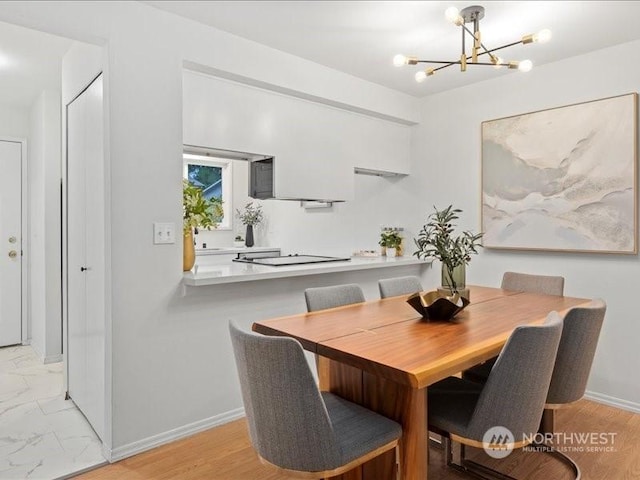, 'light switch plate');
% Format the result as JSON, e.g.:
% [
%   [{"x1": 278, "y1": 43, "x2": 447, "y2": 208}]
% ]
[{"x1": 154, "y1": 222, "x2": 176, "y2": 244}]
